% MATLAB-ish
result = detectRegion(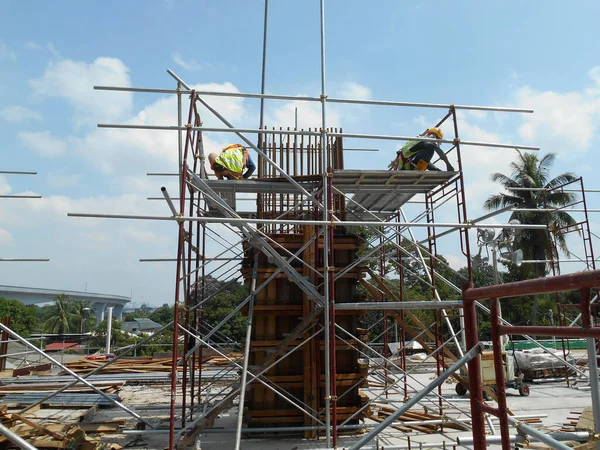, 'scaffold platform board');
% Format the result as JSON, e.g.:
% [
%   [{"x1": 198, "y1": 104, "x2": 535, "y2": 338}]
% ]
[{"x1": 201, "y1": 170, "x2": 456, "y2": 219}]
